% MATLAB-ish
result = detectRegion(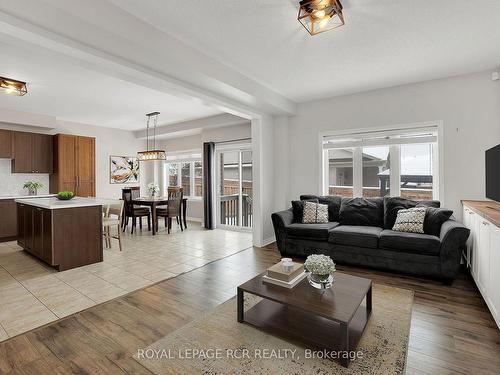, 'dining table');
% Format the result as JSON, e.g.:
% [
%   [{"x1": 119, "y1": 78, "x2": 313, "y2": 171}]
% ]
[{"x1": 131, "y1": 196, "x2": 188, "y2": 235}]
